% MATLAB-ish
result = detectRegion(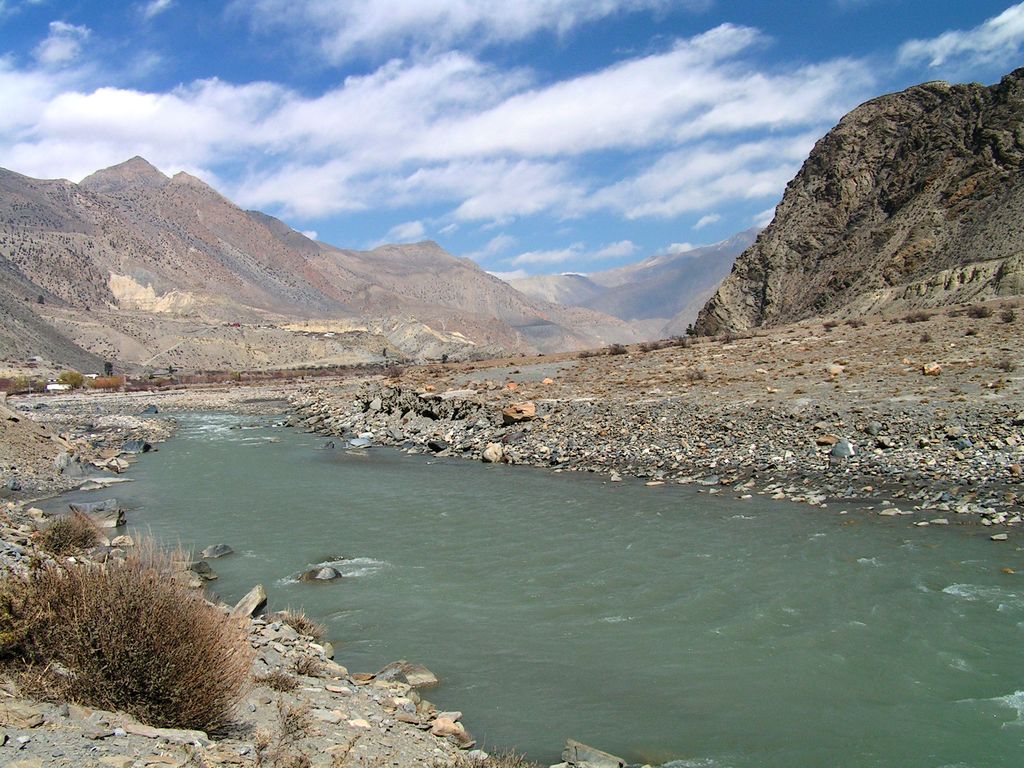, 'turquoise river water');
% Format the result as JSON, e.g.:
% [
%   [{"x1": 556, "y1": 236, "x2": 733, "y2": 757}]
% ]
[{"x1": 56, "y1": 413, "x2": 1024, "y2": 766}]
